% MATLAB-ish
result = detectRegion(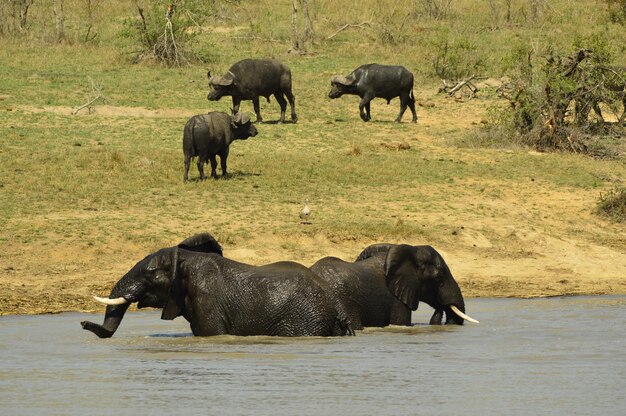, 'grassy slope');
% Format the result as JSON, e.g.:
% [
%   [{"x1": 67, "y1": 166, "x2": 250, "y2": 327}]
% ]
[{"x1": 0, "y1": 0, "x2": 625, "y2": 314}]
